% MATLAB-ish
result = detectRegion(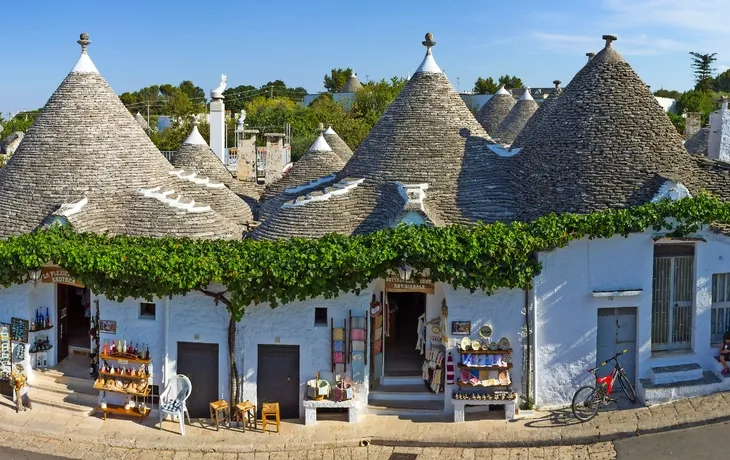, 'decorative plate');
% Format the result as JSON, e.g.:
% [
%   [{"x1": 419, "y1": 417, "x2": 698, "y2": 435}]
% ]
[
  {"x1": 471, "y1": 339, "x2": 481, "y2": 350},
  {"x1": 481, "y1": 340, "x2": 490, "y2": 351},
  {"x1": 479, "y1": 325, "x2": 493, "y2": 339},
  {"x1": 460, "y1": 337, "x2": 471, "y2": 350},
  {"x1": 489, "y1": 341, "x2": 499, "y2": 350},
  {"x1": 504, "y1": 353, "x2": 512, "y2": 363},
  {"x1": 499, "y1": 337, "x2": 511, "y2": 350},
  {"x1": 431, "y1": 325, "x2": 441, "y2": 335}
]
